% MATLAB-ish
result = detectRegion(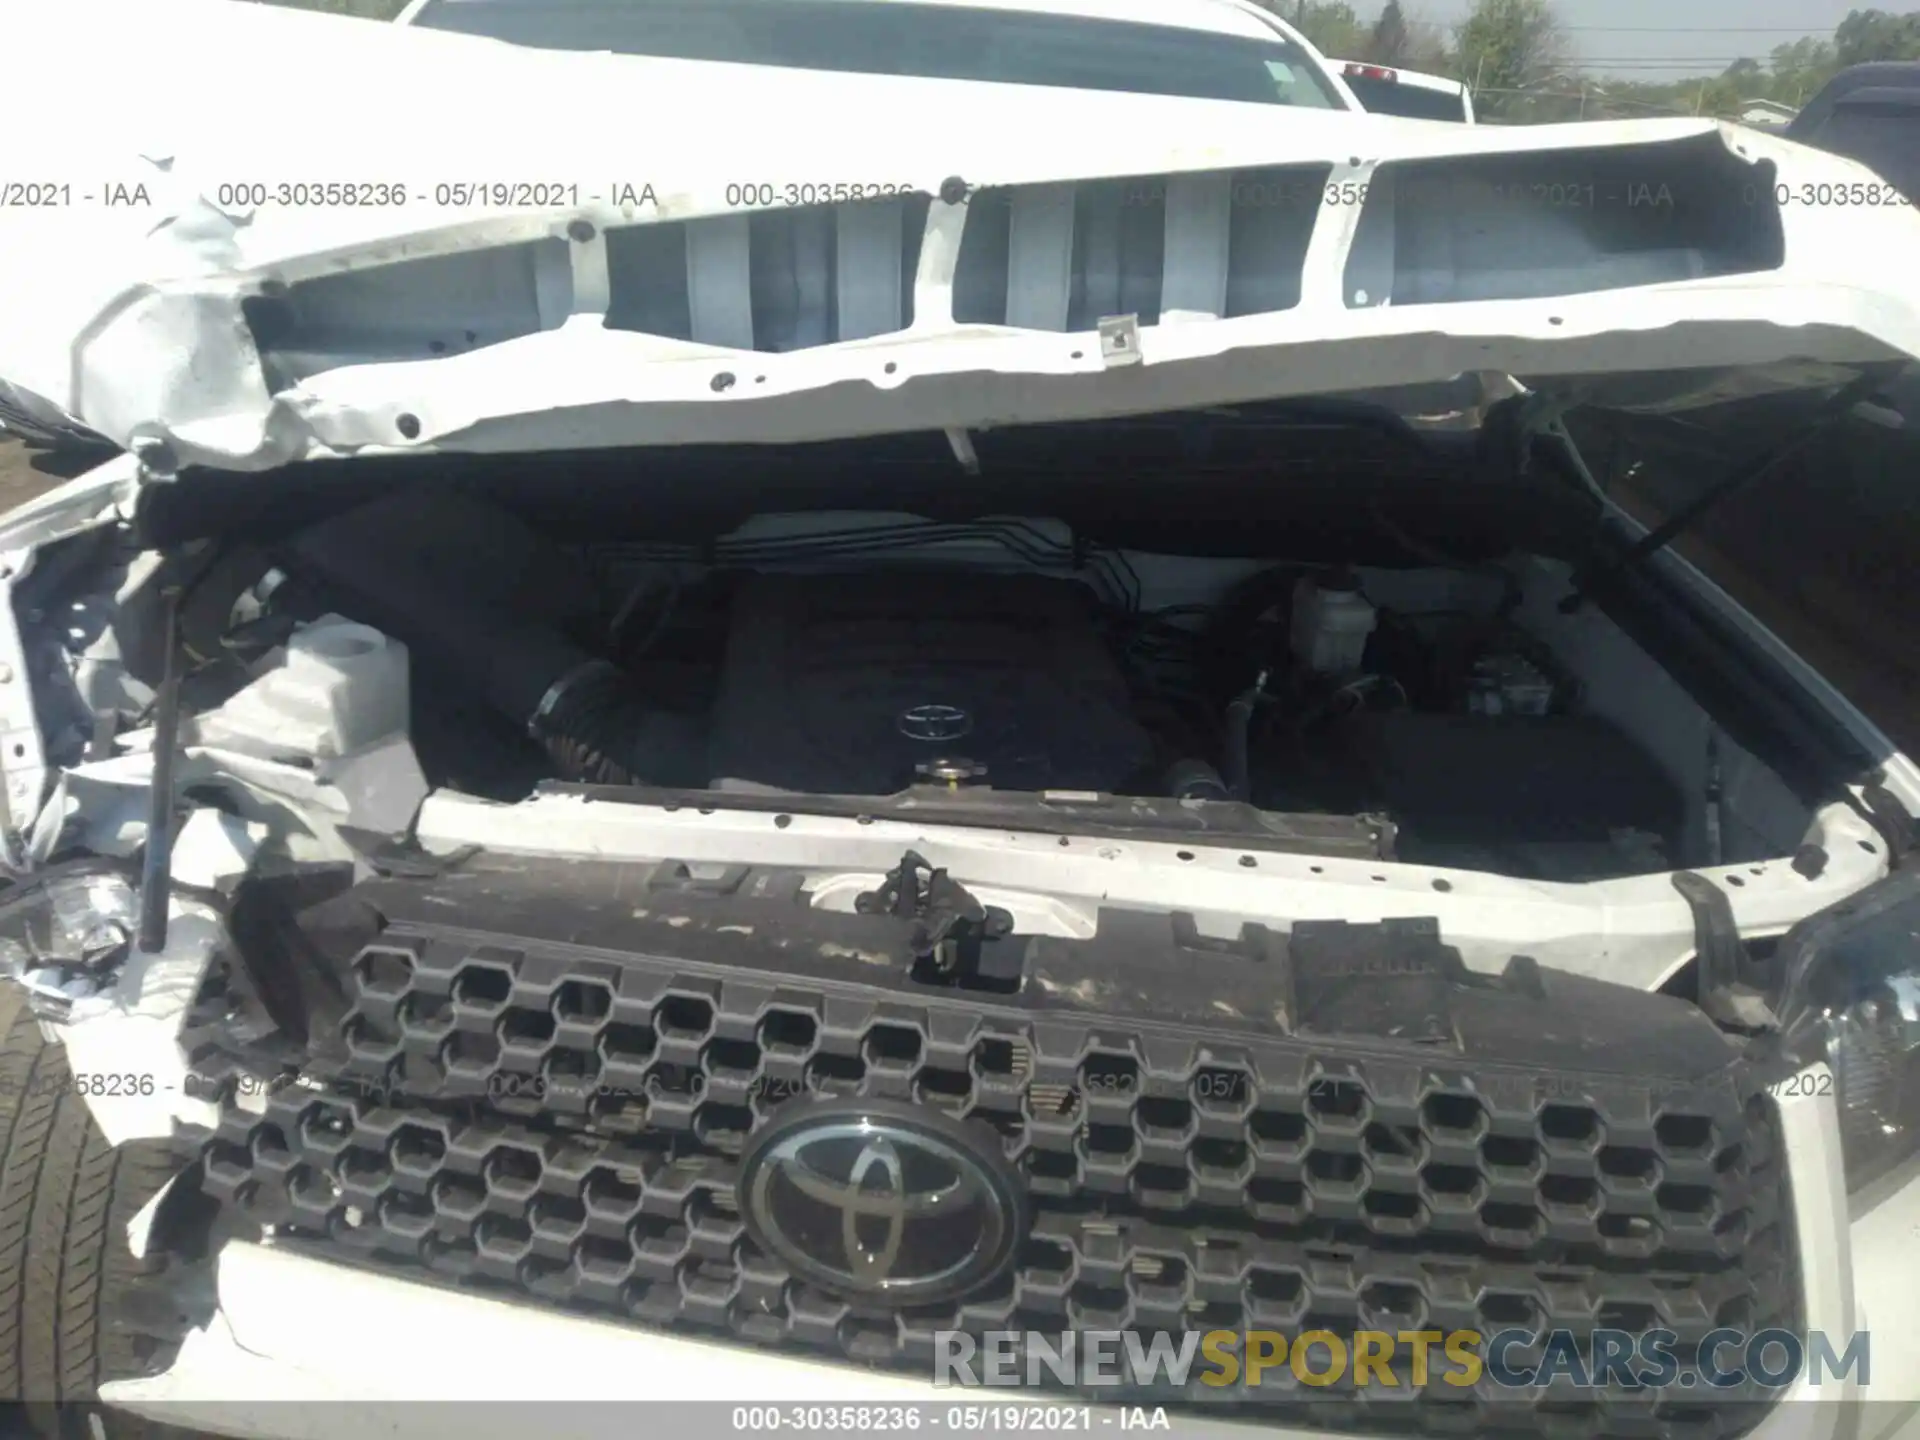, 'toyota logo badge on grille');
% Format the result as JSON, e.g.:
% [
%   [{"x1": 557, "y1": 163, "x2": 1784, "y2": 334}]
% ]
[
  {"x1": 897, "y1": 704, "x2": 973, "y2": 743},
  {"x1": 737, "y1": 1099, "x2": 1025, "y2": 1303}
]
